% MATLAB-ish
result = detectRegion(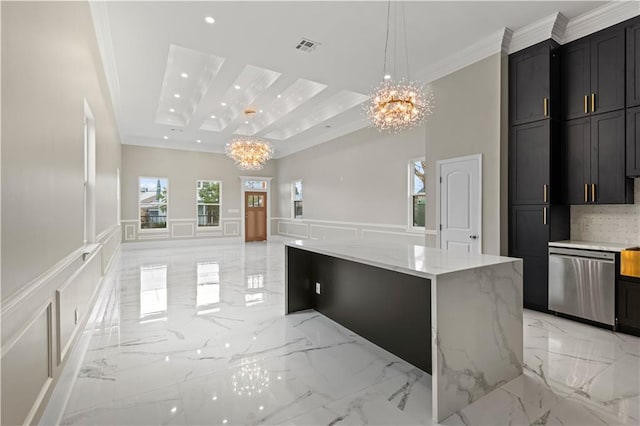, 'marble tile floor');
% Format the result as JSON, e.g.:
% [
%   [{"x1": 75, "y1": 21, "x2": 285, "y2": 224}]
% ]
[{"x1": 48, "y1": 241, "x2": 640, "y2": 426}]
